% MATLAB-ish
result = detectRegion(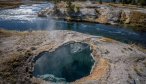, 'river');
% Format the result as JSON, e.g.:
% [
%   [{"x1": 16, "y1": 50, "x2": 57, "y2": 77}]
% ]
[{"x1": 0, "y1": 2, "x2": 146, "y2": 47}]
